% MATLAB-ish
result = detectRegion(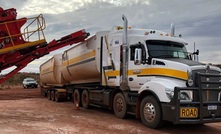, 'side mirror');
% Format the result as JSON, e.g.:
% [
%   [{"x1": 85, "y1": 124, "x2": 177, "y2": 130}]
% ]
[
  {"x1": 134, "y1": 48, "x2": 142, "y2": 65},
  {"x1": 192, "y1": 49, "x2": 199, "y2": 62},
  {"x1": 193, "y1": 49, "x2": 199, "y2": 55}
]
